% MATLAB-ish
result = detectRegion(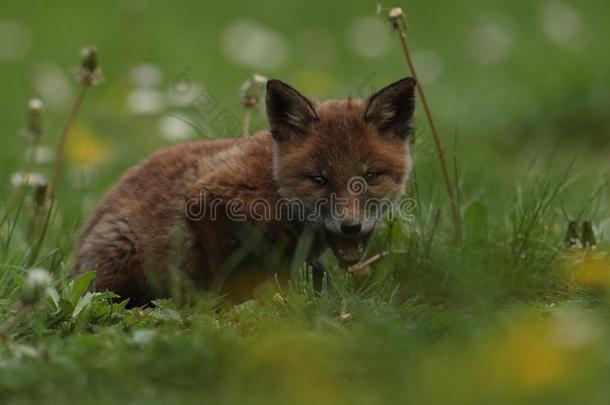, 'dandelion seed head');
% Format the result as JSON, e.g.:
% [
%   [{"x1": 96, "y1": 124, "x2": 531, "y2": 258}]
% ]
[
  {"x1": 28, "y1": 98, "x2": 43, "y2": 113},
  {"x1": 389, "y1": 7, "x2": 403, "y2": 19},
  {"x1": 251, "y1": 74, "x2": 268, "y2": 86},
  {"x1": 240, "y1": 74, "x2": 268, "y2": 109}
]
